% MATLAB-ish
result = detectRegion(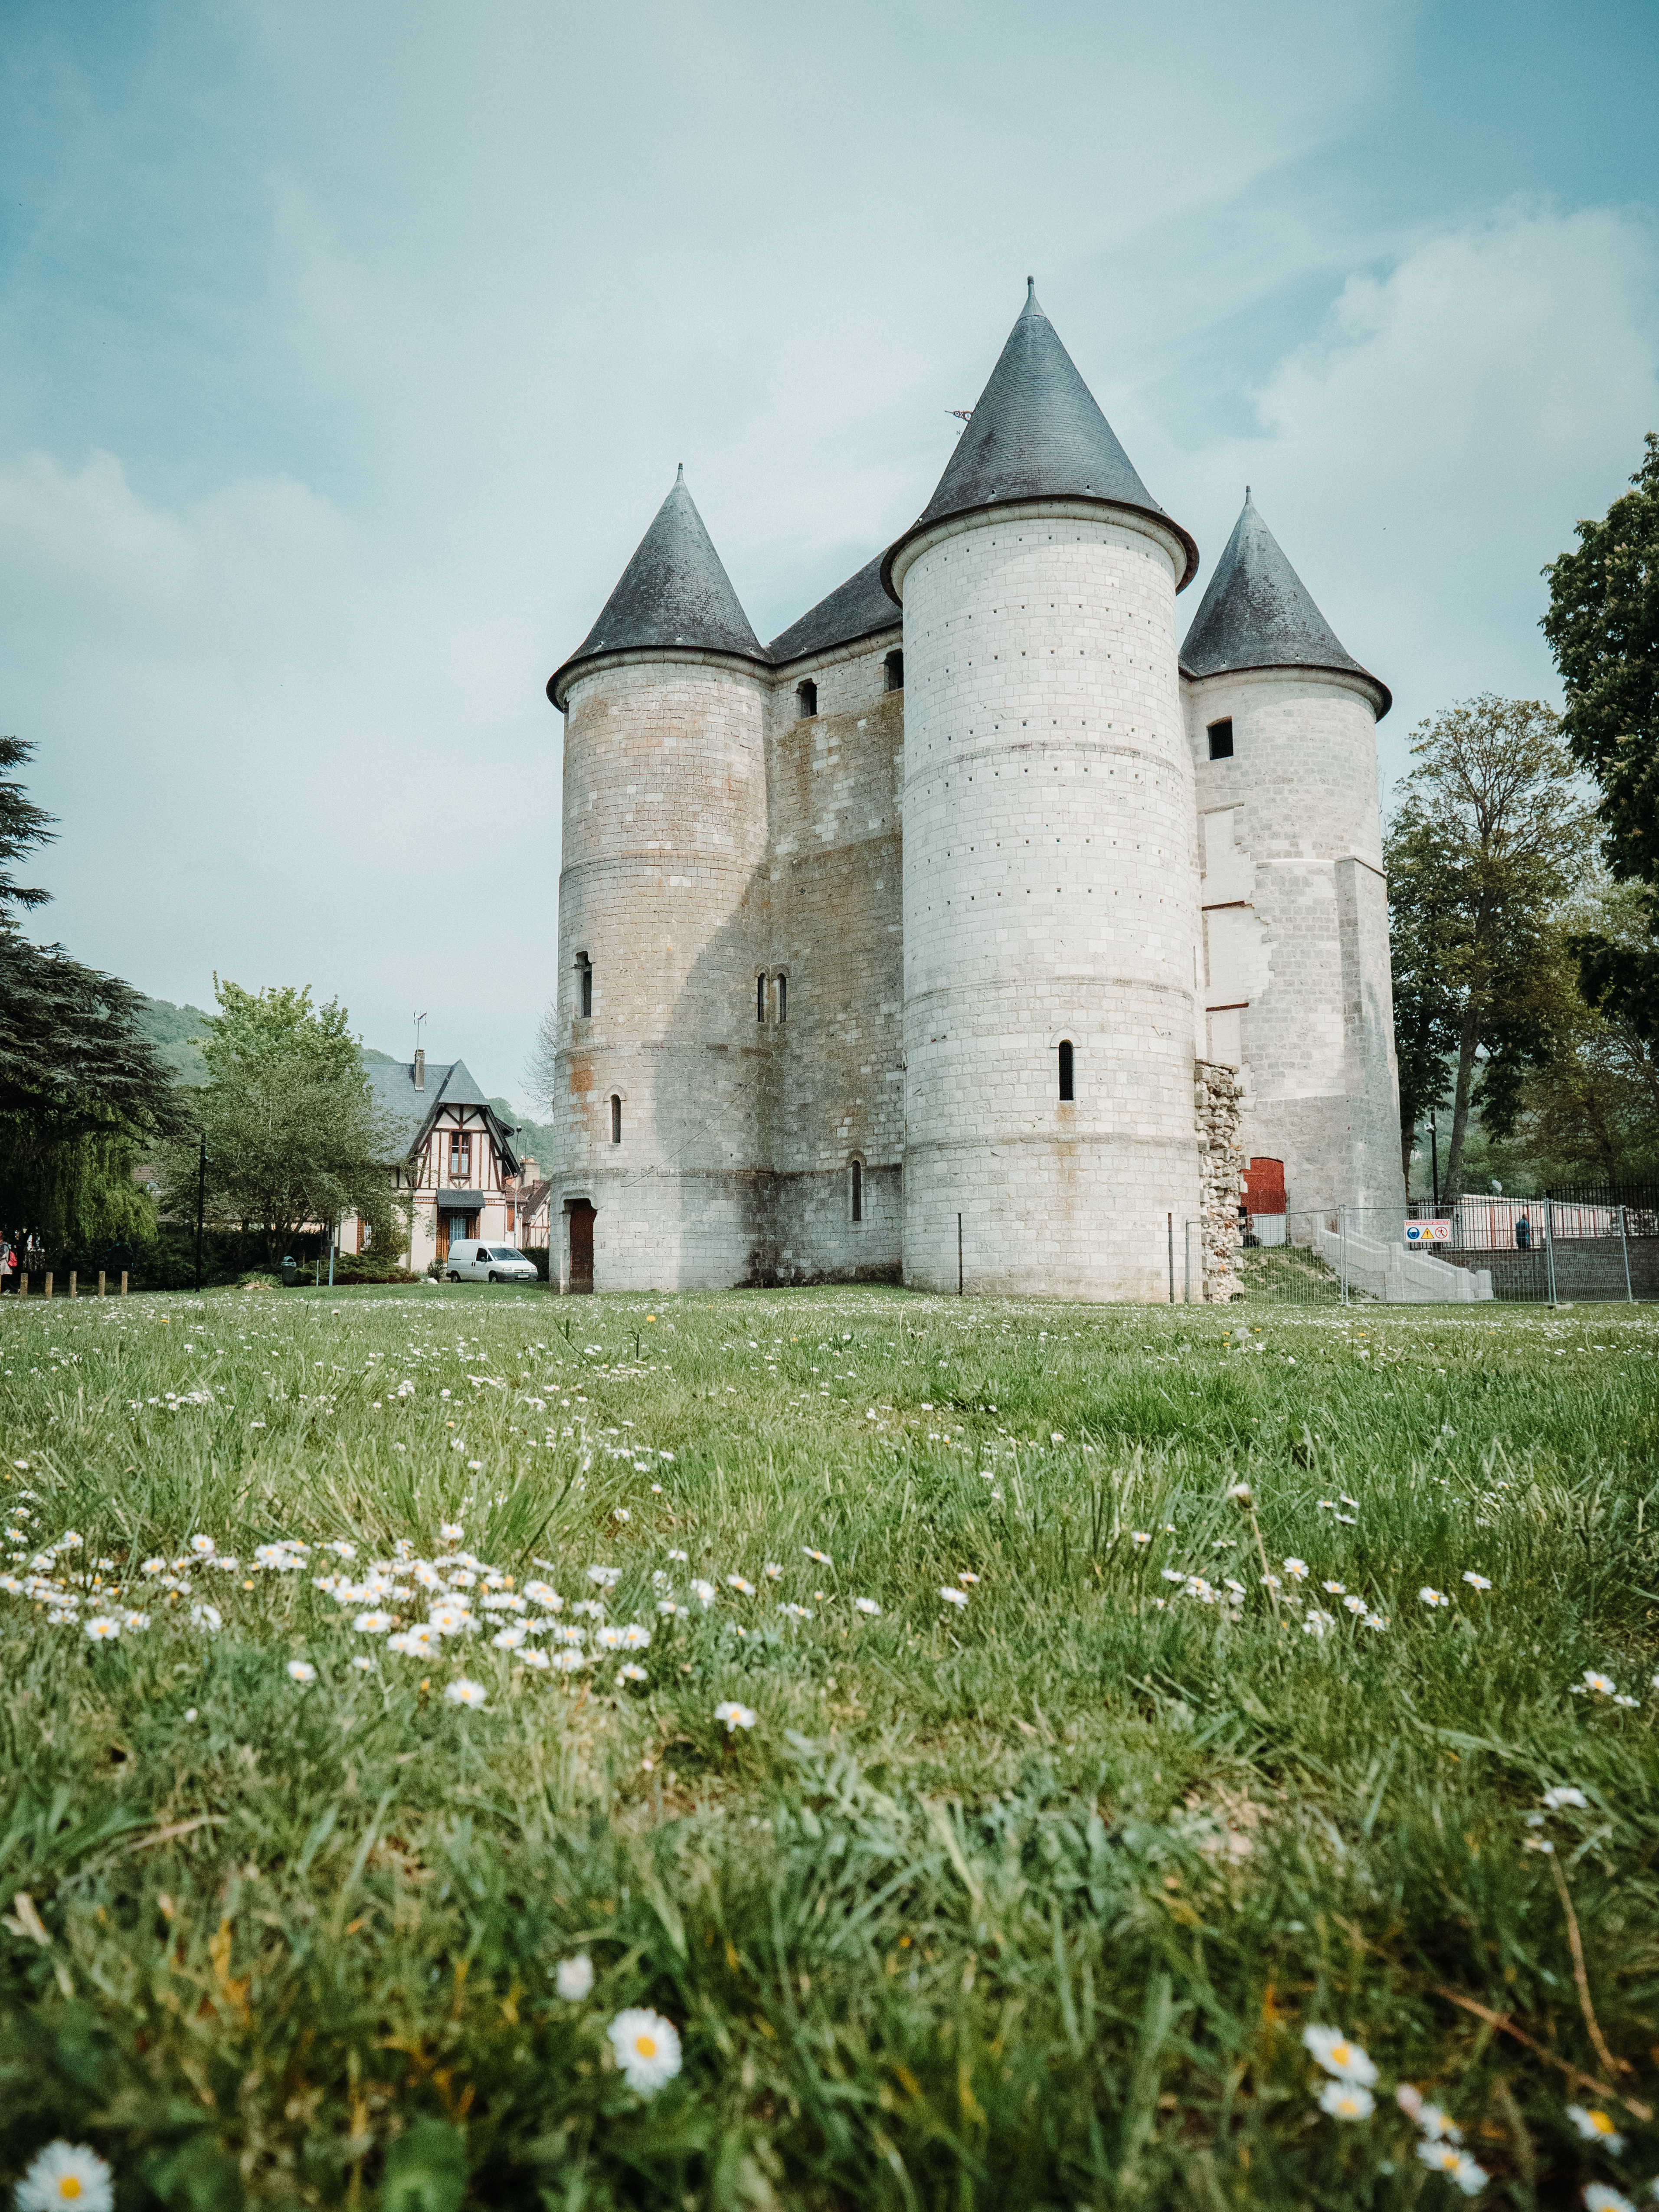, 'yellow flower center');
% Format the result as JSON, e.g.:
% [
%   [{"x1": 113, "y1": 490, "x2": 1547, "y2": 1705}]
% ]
[
  {"x1": 1590, "y1": 2111, "x2": 1614, "y2": 2135},
  {"x1": 635, "y1": 2034, "x2": 657, "y2": 2058},
  {"x1": 60, "y1": 2183, "x2": 83, "y2": 2201},
  {"x1": 1330, "y1": 2044, "x2": 1349, "y2": 2064}
]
